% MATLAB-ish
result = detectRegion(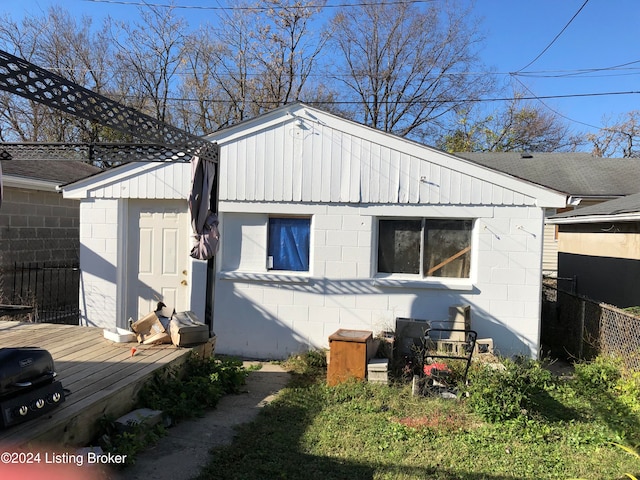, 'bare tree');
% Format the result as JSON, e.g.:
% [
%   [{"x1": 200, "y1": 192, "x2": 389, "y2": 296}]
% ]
[
  {"x1": 328, "y1": 0, "x2": 492, "y2": 143},
  {"x1": 178, "y1": 9, "x2": 258, "y2": 133},
  {"x1": 177, "y1": 0, "x2": 330, "y2": 133},
  {"x1": 108, "y1": 4, "x2": 187, "y2": 125},
  {"x1": 587, "y1": 111, "x2": 640, "y2": 157},
  {"x1": 251, "y1": 0, "x2": 328, "y2": 110},
  {"x1": 0, "y1": 7, "x2": 113, "y2": 143}
]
